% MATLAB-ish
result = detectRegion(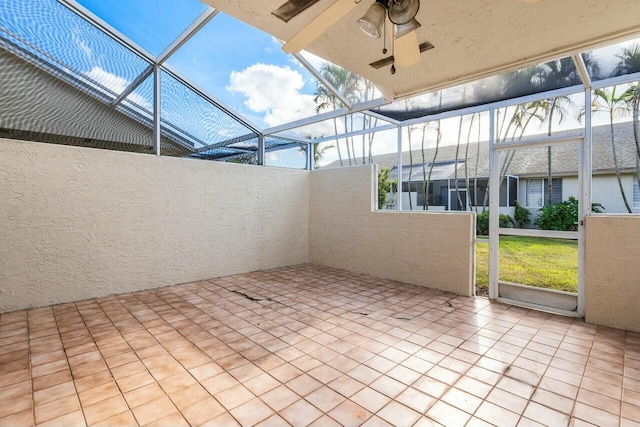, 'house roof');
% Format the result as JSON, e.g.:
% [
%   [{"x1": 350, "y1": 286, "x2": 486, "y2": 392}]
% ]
[{"x1": 323, "y1": 122, "x2": 638, "y2": 179}]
